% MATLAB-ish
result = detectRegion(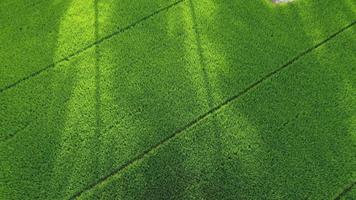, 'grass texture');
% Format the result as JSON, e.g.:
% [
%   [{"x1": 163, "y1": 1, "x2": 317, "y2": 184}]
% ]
[{"x1": 0, "y1": 0, "x2": 355, "y2": 199}]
